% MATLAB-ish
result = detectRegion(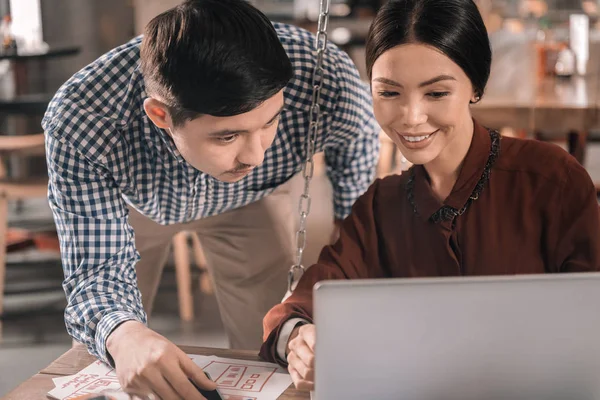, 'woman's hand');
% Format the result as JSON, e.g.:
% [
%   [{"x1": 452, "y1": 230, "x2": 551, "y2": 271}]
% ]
[{"x1": 286, "y1": 324, "x2": 316, "y2": 391}]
